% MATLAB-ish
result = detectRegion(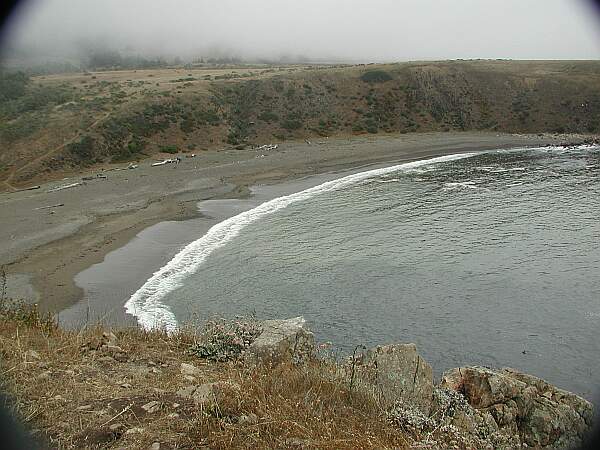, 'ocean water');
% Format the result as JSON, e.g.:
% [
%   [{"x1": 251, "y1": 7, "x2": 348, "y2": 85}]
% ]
[{"x1": 127, "y1": 145, "x2": 600, "y2": 397}]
